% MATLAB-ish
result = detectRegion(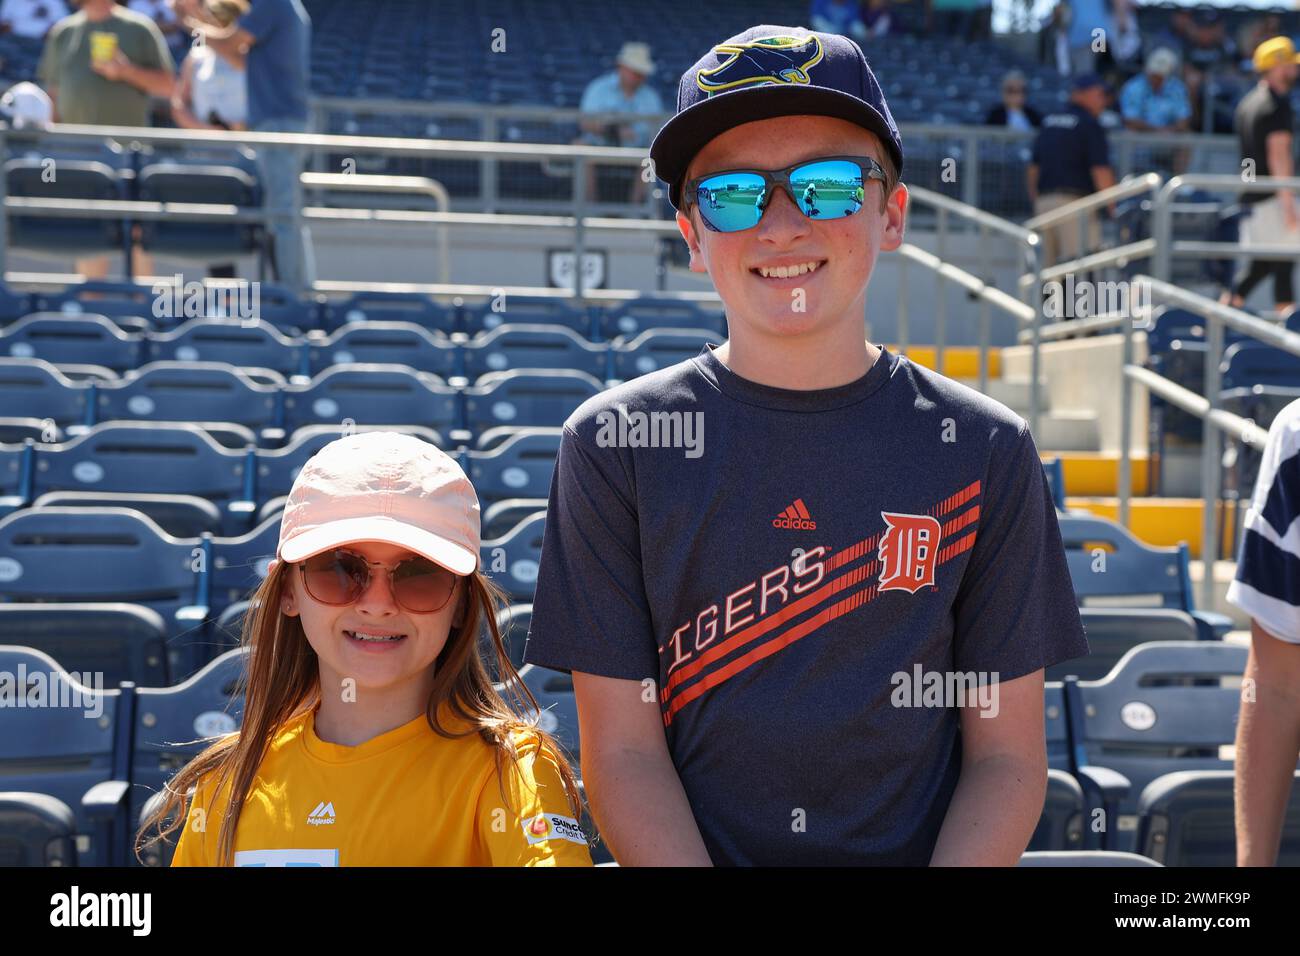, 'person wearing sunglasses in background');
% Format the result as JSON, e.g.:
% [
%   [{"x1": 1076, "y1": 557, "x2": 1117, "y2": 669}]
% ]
[
  {"x1": 141, "y1": 432, "x2": 591, "y2": 867},
  {"x1": 524, "y1": 25, "x2": 1087, "y2": 866}
]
